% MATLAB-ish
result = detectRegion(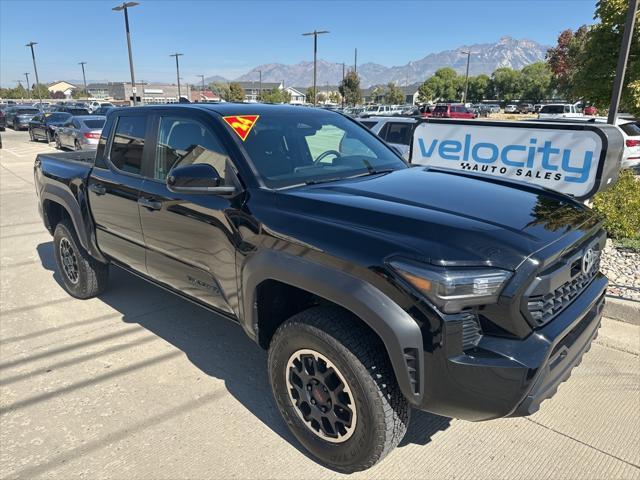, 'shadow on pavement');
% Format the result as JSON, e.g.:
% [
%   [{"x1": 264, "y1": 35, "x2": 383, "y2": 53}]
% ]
[{"x1": 36, "y1": 241, "x2": 450, "y2": 457}]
